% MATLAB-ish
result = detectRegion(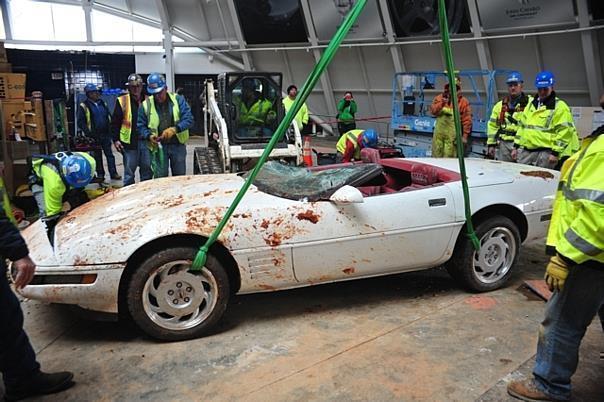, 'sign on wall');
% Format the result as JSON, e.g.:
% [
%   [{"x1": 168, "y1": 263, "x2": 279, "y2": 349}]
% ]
[
  {"x1": 477, "y1": 0, "x2": 575, "y2": 31},
  {"x1": 309, "y1": 0, "x2": 385, "y2": 42}
]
